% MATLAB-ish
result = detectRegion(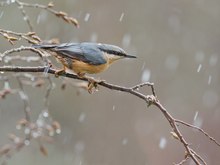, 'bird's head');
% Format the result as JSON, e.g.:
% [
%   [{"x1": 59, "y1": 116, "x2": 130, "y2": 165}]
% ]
[{"x1": 97, "y1": 43, "x2": 136, "y2": 63}]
